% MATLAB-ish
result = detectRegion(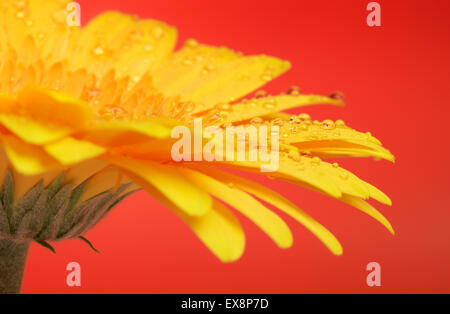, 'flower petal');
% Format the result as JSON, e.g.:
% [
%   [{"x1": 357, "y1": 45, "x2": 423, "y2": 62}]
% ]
[
  {"x1": 1, "y1": 135, "x2": 62, "y2": 175},
  {"x1": 190, "y1": 165, "x2": 343, "y2": 255},
  {"x1": 44, "y1": 137, "x2": 106, "y2": 165},
  {"x1": 104, "y1": 156, "x2": 212, "y2": 216},
  {"x1": 69, "y1": 11, "x2": 177, "y2": 77},
  {"x1": 340, "y1": 194, "x2": 394, "y2": 235},
  {"x1": 0, "y1": 114, "x2": 70, "y2": 145},
  {"x1": 79, "y1": 119, "x2": 173, "y2": 147},
  {"x1": 17, "y1": 85, "x2": 93, "y2": 129},
  {"x1": 153, "y1": 42, "x2": 290, "y2": 111},
  {"x1": 177, "y1": 167, "x2": 293, "y2": 249},
  {"x1": 0, "y1": 0, "x2": 76, "y2": 62},
  {"x1": 141, "y1": 182, "x2": 245, "y2": 262},
  {"x1": 200, "y1": 94, "x2": 344, "y2": 123}
]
